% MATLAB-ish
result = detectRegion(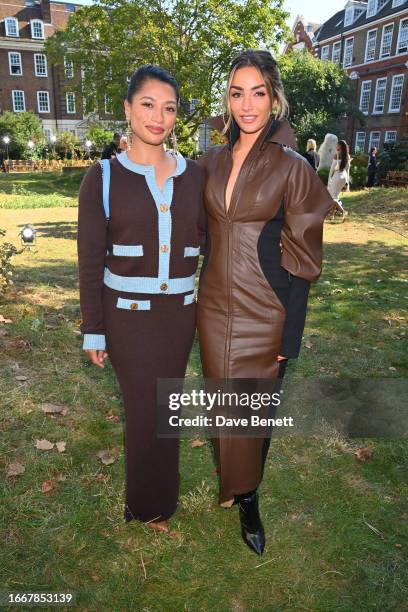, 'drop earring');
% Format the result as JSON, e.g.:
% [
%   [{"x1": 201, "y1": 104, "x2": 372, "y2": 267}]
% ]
[{"x1": 126, "y1": 117, "x2": 133, "y2": 151}]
